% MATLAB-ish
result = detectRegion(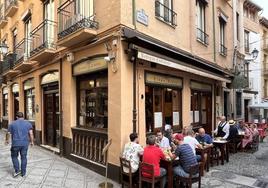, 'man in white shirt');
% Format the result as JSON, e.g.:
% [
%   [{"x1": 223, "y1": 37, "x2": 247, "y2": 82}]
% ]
[
  {"x1": 214, "y1": 116, "x2": 230, "y2": 139},
  {"x1": 182, "y1": 126, "x2": 202, "y2": 161},
  {"x1": 156, "y1": 131, "x2": 170, "y2": 149},
  {"x1": 122, "y1": 133, "x2": 144, "y2": 173}
]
